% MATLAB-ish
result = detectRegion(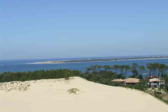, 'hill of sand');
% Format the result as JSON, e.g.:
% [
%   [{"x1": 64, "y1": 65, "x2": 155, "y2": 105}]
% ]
[{"x1": 0, "y1": 77, "x2": 168, "y2": 112}]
